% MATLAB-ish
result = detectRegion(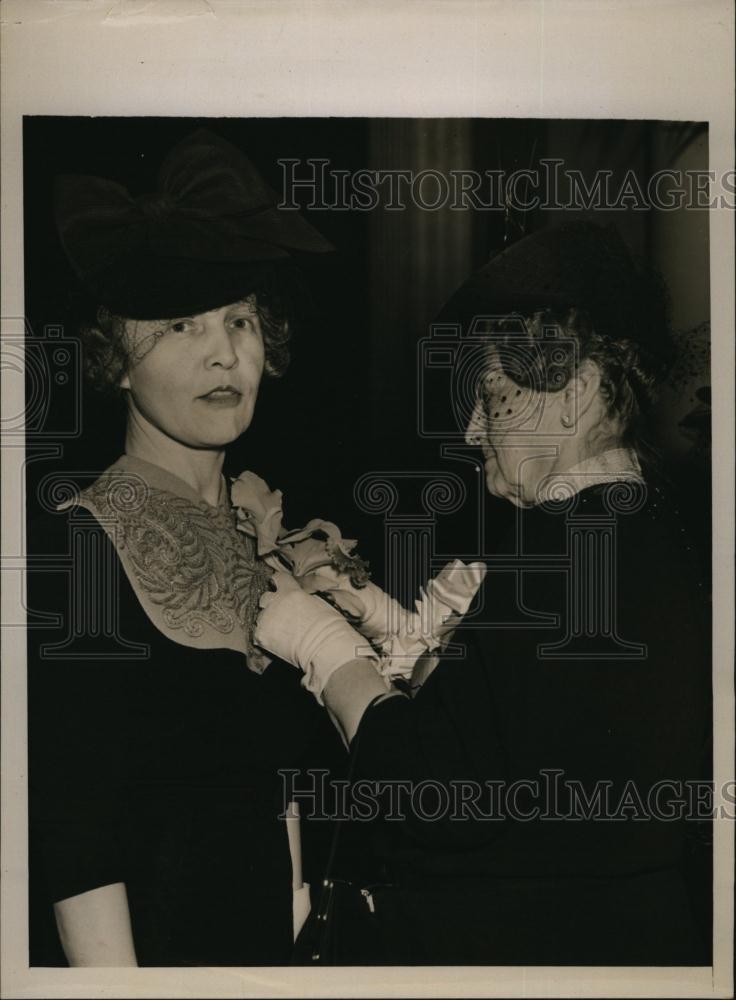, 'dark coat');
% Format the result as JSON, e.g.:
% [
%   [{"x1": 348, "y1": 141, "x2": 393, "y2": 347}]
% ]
[
  {"x1": 350, "y1": 480, "x2": 711, "y2": 965},
  {"x1": 27, "y1": 508, "x2": 343, "y2": 967}
]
